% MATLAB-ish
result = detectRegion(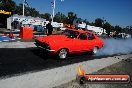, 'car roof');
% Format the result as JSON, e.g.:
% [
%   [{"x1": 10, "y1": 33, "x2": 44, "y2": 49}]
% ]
[{"x1": 67, "y1": 28, "x2": 94, "y2": 34}]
